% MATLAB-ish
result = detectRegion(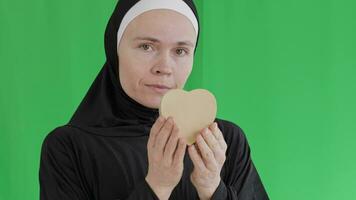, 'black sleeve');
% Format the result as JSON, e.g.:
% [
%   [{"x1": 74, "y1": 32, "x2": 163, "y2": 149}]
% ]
[
  {"x1": 39, "y1": 129, "x2": 91, "y2": 200},
  {"x1": 39, "y1": 128, "x2": 160, "y2": 200},
  {"x1": 120, "y1": 180, "x2": 159, "y2": 200},
  {"x1": 210, "y1": 121, "x2": 269, "y2": 200}
]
